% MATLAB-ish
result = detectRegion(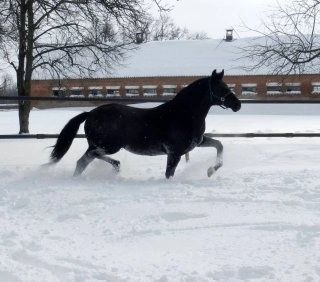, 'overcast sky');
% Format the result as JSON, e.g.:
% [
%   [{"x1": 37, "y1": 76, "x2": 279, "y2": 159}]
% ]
[{"x1": 166, "y1": 0, "x2": 288, "y2": 39}]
